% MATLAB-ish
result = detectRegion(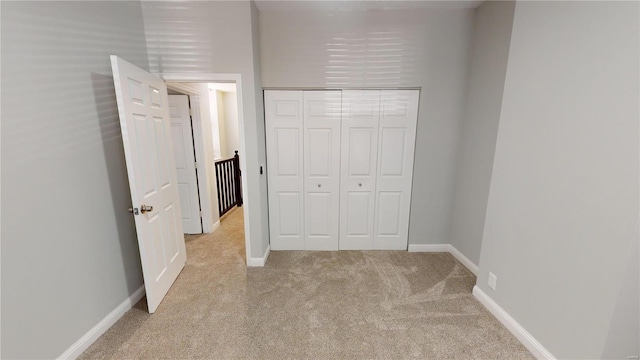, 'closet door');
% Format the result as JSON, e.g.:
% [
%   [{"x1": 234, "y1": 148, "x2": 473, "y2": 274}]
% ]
[
  {"x1": 265, "y1": 91, "x2": 305, "y2": 250},
  {"x1": 303, "y1": 91, "x2": 341, "y2": 250},
  {"x1": 339, "y1": 90, "x2": 381, "y2": 250},
  {"x1": 374, "y1": 90, "x2": 419, "y2": 249}
]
